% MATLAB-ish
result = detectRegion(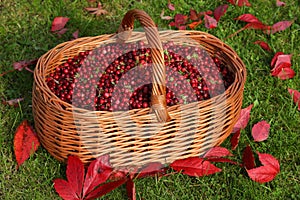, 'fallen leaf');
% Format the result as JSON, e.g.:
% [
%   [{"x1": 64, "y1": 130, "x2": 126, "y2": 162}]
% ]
[
  {"x1": 288, "y1": 88, "x2": 300, "y2": 110},
  {"x1": 167, "y1": 0, "x2": 175, "y2": 11},
  {"x1": 232, "y1": 104, "x2": 253, "y2": 133},
  {"x1": 204, "y1": 14, "x2": 217, "y2": 29},
  {"x1": 235, "y1": 14, "x2": 261, "y2": 23},
  {"x1": 126, "y1": 178, "x2": 136, "y2": 200},
  {"x1": 56, "y1": 28, "x2": 68, "y2": 37},
  {"x1": 214, "y1": 4, "x2": 228, "y2": 22},
  {"x1": 169, "y1": 14, "x2": 188, "y2": 29},
  {"x1": 227, "y1": 0, "x2": 251, "y2": 7},
  {"x1": 170, "y1": 157, "x2": 222, "y2": 177},
  {"x1": 83, "y1": 154, "x2": 113, "y2": 197},
  {"x1": 244, "y1": 22, "x2": 271, "y2": 31},
  {"x1": 188, "y1": 21, "x2": 202, "y2": 29},
  {"x1": 53, "y1": 179, "x2": 78, "y2": 200},
  {"x1": 2, "y1": 97, "x2": 24, "y2": 107},
  {"x1": 247, "y1": 152, "x2": 280, "y2": 183},
  {"x1": 54, "y1": 155, "x2": 125, "y2": 200},
  {"x1": 178, "y1": 25, "x2": 187, "y2": 30},
  {"x1": 137, "y1": 162, "x2": 166, "y2": 178},
  {"x1": 51, "y1": 17, "x2": 69, "y2": 32},
  {"x1": 109, "y1": 171, "x2": 127, "y2": 181},
  {"x1": 231, "y1": 129, "x2": 241, "y2": 150},
  {"x1": 160, "y1": 9, "x2": 172, "y2": 20},
  {"x1": 203, "y1": 146, "x2": 233, "y2": 158},
  {"x1": 271, "y1": 62, "x2": 291, "y2": 76},
  {"x1": 227, "y1": 22, "x2": 271, "y2": 39},
  {"x1": 85, "y1": 2, "x2": 108, "y2": 16},
  {"x1": 189, "y1": 9, "x2": 198, "y2": 21},
  {"x1": 252, "y1": 121, "x2": 270, "y2": 142},
  {"x1": 247, "y1": 166, "x2": 279, "y2": 183},
  {"x1": 276, "y1": 0, "x2": 286, "y2": 6},
  {"x1": 13, "y1": 59, "x2": 37, "y2": 72},
  {"x1": 274, "y1": 54, "x2": 292, "y2": 69},
  {"x1": 270, "y1": 20, "x2": 293, "y2": 34},
  {"x1": 66, "y1": 156, "x2": 84, "y2": 197},
  {"x1": 242, "y1": 145, "x2": 255, "y2": 170},
  {"x1": 254, "y1": 40, "x2": 272, "y2": 52},
  {"x1": 277, "y1": 67, "x2": 295, "y2": 80},
  {"x1": 85, "y1": 179, "x2": 127, "y2": 200},
  {"x1": 270, "y1": 52, "x2": 284, "y2": 68},
  {"x1": 14, "y1": 120, "x2": 40, "y2": 167},
  {"x1": 72, "y1": 30, "x2": 79, "y2": 39},
  {"x1": 257, "y1": 152, "x2": 280, "y2": 171},
  {"x1": 205, "y1": 157, "x2": 239, "y2": 165}
]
